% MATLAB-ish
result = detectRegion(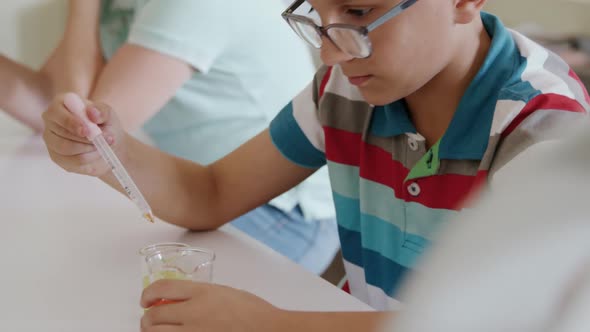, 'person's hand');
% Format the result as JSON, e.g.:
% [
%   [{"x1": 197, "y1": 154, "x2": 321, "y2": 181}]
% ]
[
  {"x1": 42, "y1": 93, "x2": 127, "y2": 177},
  {"x1": 140, "y1": 280, "x2": 284, "y2": 332}
]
